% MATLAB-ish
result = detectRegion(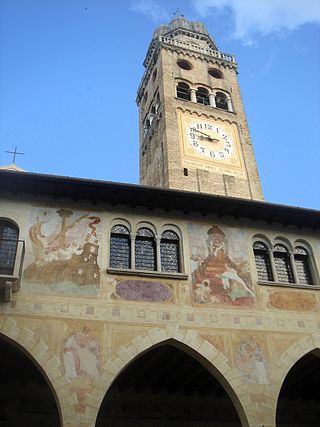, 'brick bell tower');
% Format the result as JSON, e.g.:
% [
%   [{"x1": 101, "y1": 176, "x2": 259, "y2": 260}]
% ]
[{"x1": 137, "y1": 17, "x2": 264, "y2": 201}]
